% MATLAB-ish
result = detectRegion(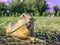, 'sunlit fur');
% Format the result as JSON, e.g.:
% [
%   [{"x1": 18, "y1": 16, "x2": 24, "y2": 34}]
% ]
[{"x1": 6, "y1": 13, "x2": 34, "y2": 39}]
